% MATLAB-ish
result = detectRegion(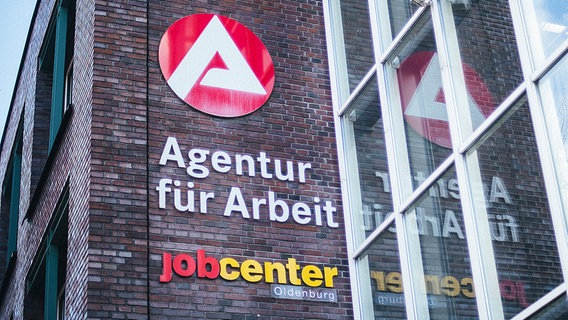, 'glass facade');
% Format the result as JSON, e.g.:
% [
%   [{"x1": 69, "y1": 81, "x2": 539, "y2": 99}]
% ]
[{"x1": 324, "y1": 0, "x2": 568, "y2": 319}]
